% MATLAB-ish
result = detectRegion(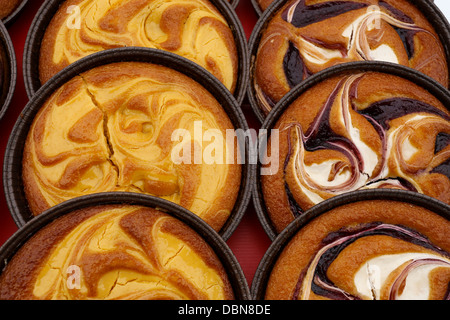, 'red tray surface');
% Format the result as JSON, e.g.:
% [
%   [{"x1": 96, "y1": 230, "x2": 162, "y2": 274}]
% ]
[{"x1": 0, "y1": 0, "x2": 272, "y2": 288}]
